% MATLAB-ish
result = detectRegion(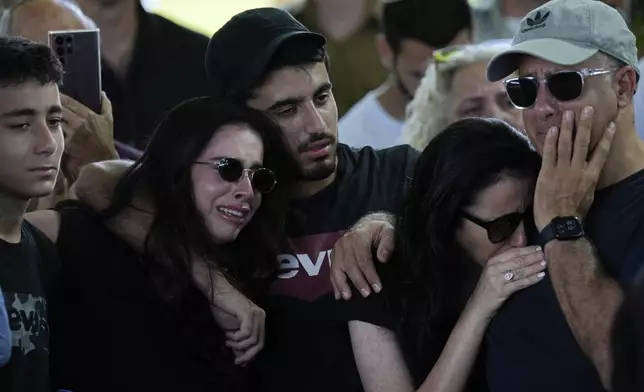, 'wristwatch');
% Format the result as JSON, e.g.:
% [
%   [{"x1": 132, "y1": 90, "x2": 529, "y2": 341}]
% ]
[{"x1": 537, "y1": 216, "x2": 585, "y2": 248}]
